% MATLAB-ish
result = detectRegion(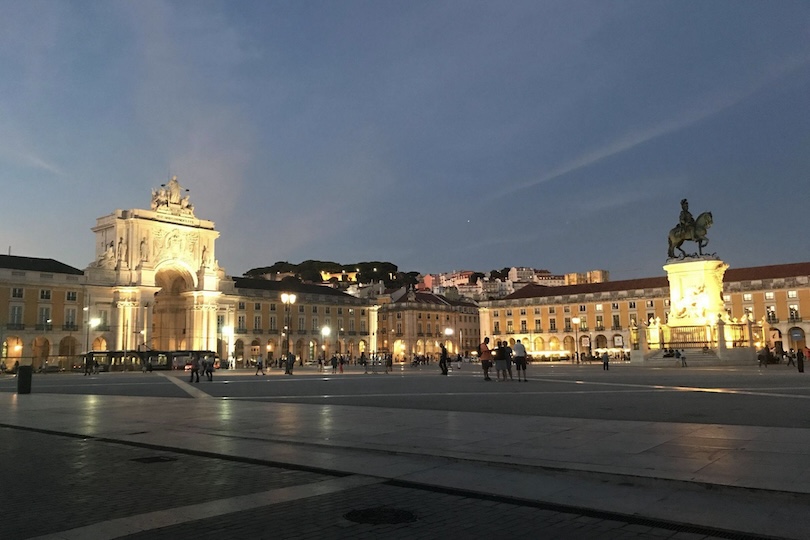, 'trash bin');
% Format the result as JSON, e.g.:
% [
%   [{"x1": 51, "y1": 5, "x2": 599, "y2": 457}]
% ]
[{"x1": 17, "y1": 365, "x2": 33, "y2": 394}]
